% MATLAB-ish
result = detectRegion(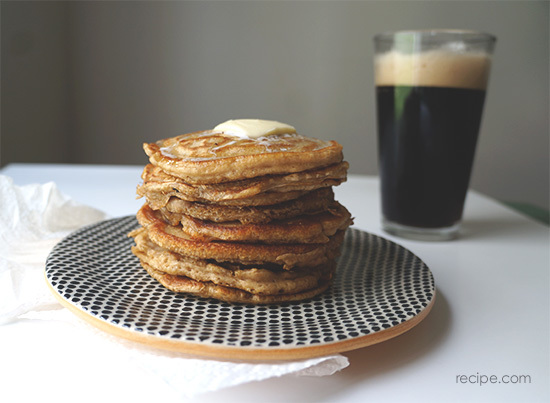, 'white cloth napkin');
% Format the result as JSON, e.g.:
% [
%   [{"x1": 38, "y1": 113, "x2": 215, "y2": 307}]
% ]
[{"x1": 0, "y1": 175, "x2": 349, "y2": 398}]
